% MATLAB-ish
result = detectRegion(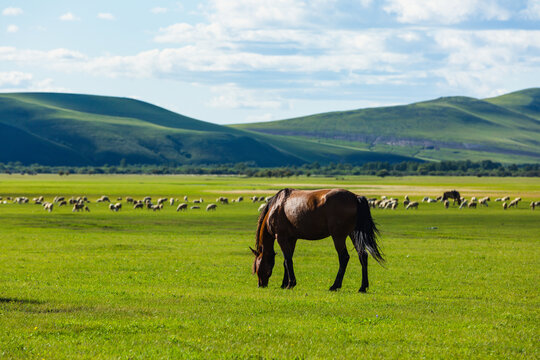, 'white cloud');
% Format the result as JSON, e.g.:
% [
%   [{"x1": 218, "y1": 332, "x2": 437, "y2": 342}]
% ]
[
  {"x1": 206, "y1": 0, "x2": 308, "y2": 29},
  {"x1": 383, "y1": 0, "x2": 510, "y2": 24},
  {"x1": 97, "y1": 13, "x2": 115, "y2": 20},
  {"x1": 521, "y1": 0, "x2": 540, "y2": 19},
  {"x1": 0, "y1": 71, "x2": 32, "y2": 87},
  {"x1": 59, "y1": 12, "x2": 79, "y2": 21},
  {"x1": 208, "y1": 83, "x2": 285, "y2": 109},
  {"x1": 7, "y1": 24, "x2": 18, "y2": 33},
  {"x1": 2, "y1": 7, "x2": 22, "y2": 16},
  {"x1": 0, "y1": 47, "x2": 86, "y2": 63},
  {"x1": 151, "y1": 7, "x2": 168, "y2": 14},
  {"x1": 430, "y1": 29, "x2": 540, "y2": 96}
]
